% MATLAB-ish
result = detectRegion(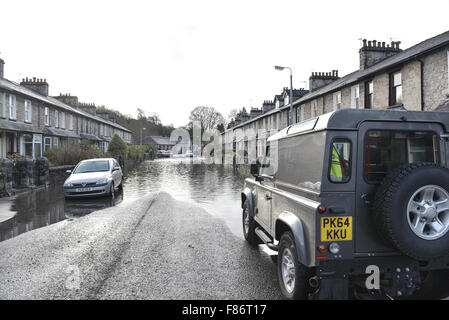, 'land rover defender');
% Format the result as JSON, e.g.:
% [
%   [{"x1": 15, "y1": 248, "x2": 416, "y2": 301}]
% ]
[{"x1": 241, "y1": 108, "x2": 449, "y2": 299}]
